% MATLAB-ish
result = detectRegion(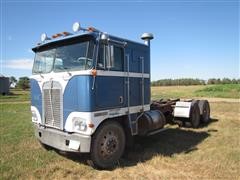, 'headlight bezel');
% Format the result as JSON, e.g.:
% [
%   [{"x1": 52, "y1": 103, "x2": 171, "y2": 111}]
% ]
[
  {"x1": 31, "y1": 111, "x2": 38, "y2": 122},
  {"x1": 72, "y1": 117, "x2": 87, "y2": 132},
  {"x1": 31, "y1": 106, "x2": 41, "y2": 124}
]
